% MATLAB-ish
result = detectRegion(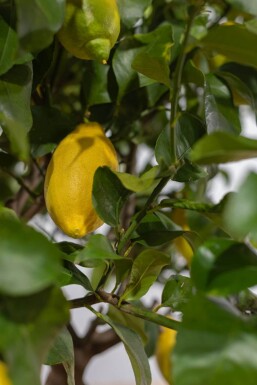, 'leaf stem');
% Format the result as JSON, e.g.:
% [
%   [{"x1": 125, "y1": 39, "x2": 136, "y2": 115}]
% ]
[{"x1": 169, "y1": 7, "x2": 200, "y2": 163}]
